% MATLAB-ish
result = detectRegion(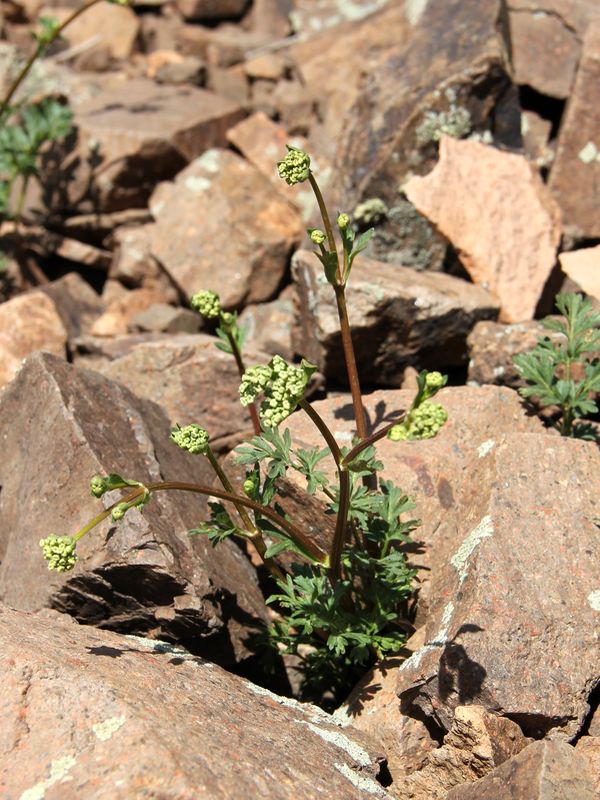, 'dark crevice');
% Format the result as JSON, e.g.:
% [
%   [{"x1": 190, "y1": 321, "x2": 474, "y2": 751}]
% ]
[
  {"x1": 572, "y1": 680, "x2": 600, "y2": 744},
  {"x1": 518, "y1": 85, "x2": 566, "y2": 140},
  {"x1": 503, "y1": 711, "x2": 571, "y2": 740}
]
